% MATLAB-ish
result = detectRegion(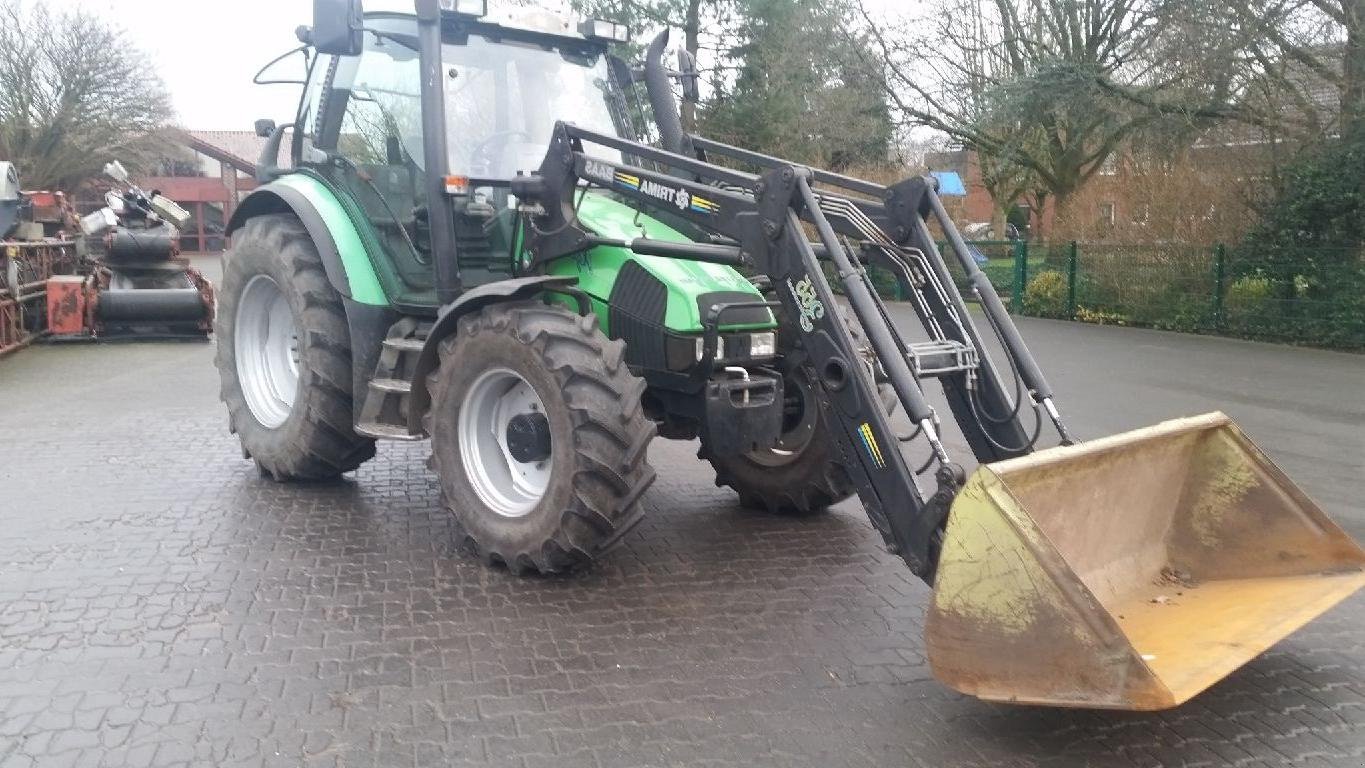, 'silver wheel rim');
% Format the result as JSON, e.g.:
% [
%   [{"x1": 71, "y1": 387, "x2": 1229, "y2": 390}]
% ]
[
  {"x1": 458, "y1": 368, "x2": 552, "y2": 518},
  {"x1": 234, "y1": 275, "x2": 299, "y2": 429}
]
